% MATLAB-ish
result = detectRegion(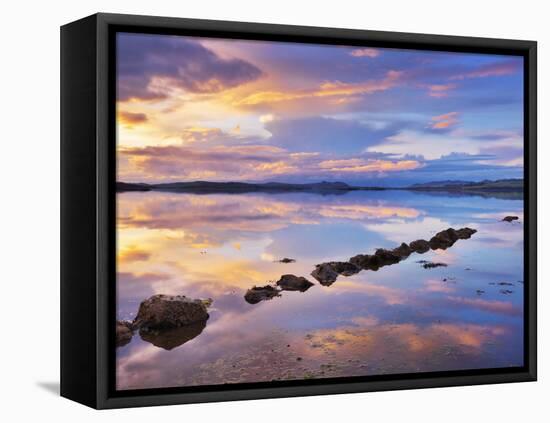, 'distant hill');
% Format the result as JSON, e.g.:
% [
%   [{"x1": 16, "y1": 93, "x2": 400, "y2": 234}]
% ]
[
  {"x1": 410, "y1": 180, "x2": 474, "y2": 188},
  {"x1": 116, "y1": 182, "x2": 152, "y2": 191},
  {"x1": 116, "y1": 179, "x2": 523, "y2": 196},
  {"x1": 116, "y1": 180, "x2": 386, "y2": 194},
  {"x1": 409, "y1": 179, "x2": 523, "y2": 192}
]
